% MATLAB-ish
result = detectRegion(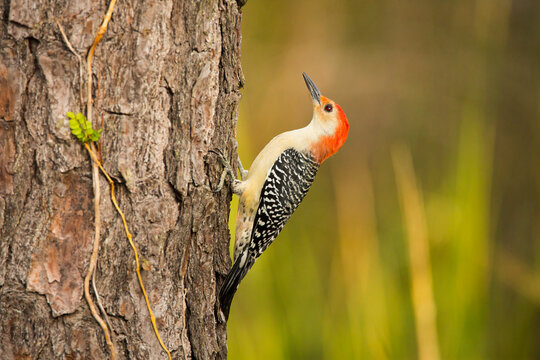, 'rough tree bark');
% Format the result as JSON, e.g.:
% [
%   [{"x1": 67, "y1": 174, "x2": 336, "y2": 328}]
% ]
[{"x1": 0, "y1": 0, "x2": 244, "y2": 358}]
